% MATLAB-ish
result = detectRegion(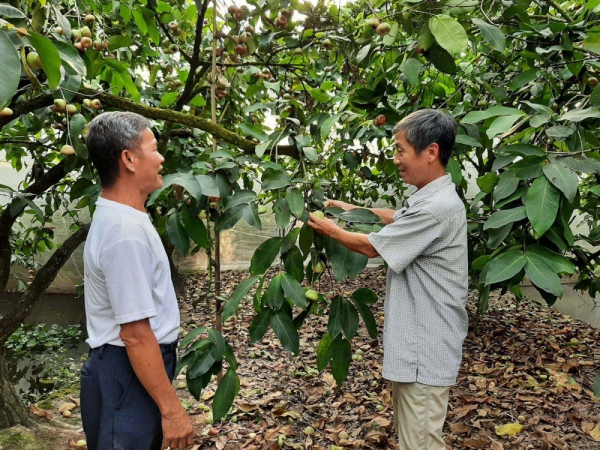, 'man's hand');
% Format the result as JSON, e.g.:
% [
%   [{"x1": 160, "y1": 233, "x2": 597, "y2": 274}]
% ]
[
  {"x1": 161, "y1": 405, "x2": 194, "y2": 449},
  {"x1": 308, "y1": 212, "x2": 341, "y2": 237},
  {"x1": 324, "y1": 199, "x2": 355, "y2": 211}
]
